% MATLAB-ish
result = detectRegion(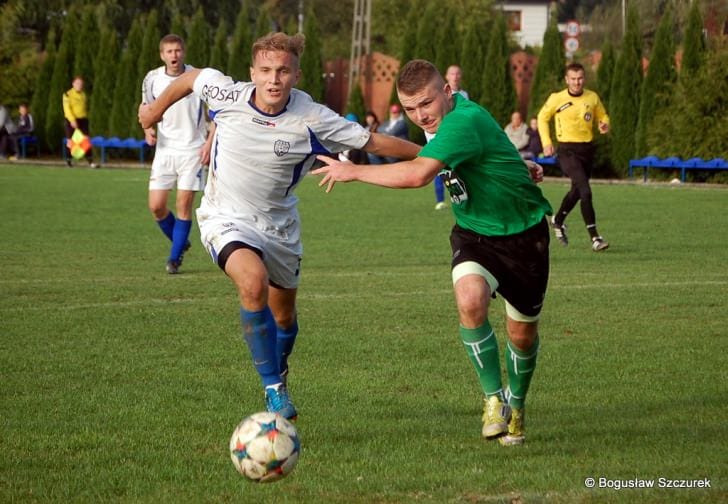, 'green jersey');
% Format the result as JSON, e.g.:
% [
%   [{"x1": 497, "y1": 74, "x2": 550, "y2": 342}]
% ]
[{"x1": 420, "y1": 94, "x2": 552, "y2": 236}]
